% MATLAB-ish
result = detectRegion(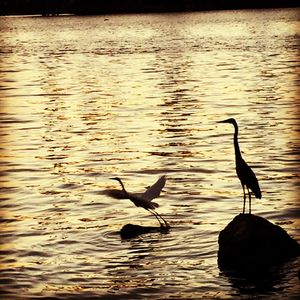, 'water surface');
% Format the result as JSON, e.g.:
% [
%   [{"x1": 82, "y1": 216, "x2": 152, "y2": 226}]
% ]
[{"x1": 0, "y1": 8, "x2": 300, "y2": 299}]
